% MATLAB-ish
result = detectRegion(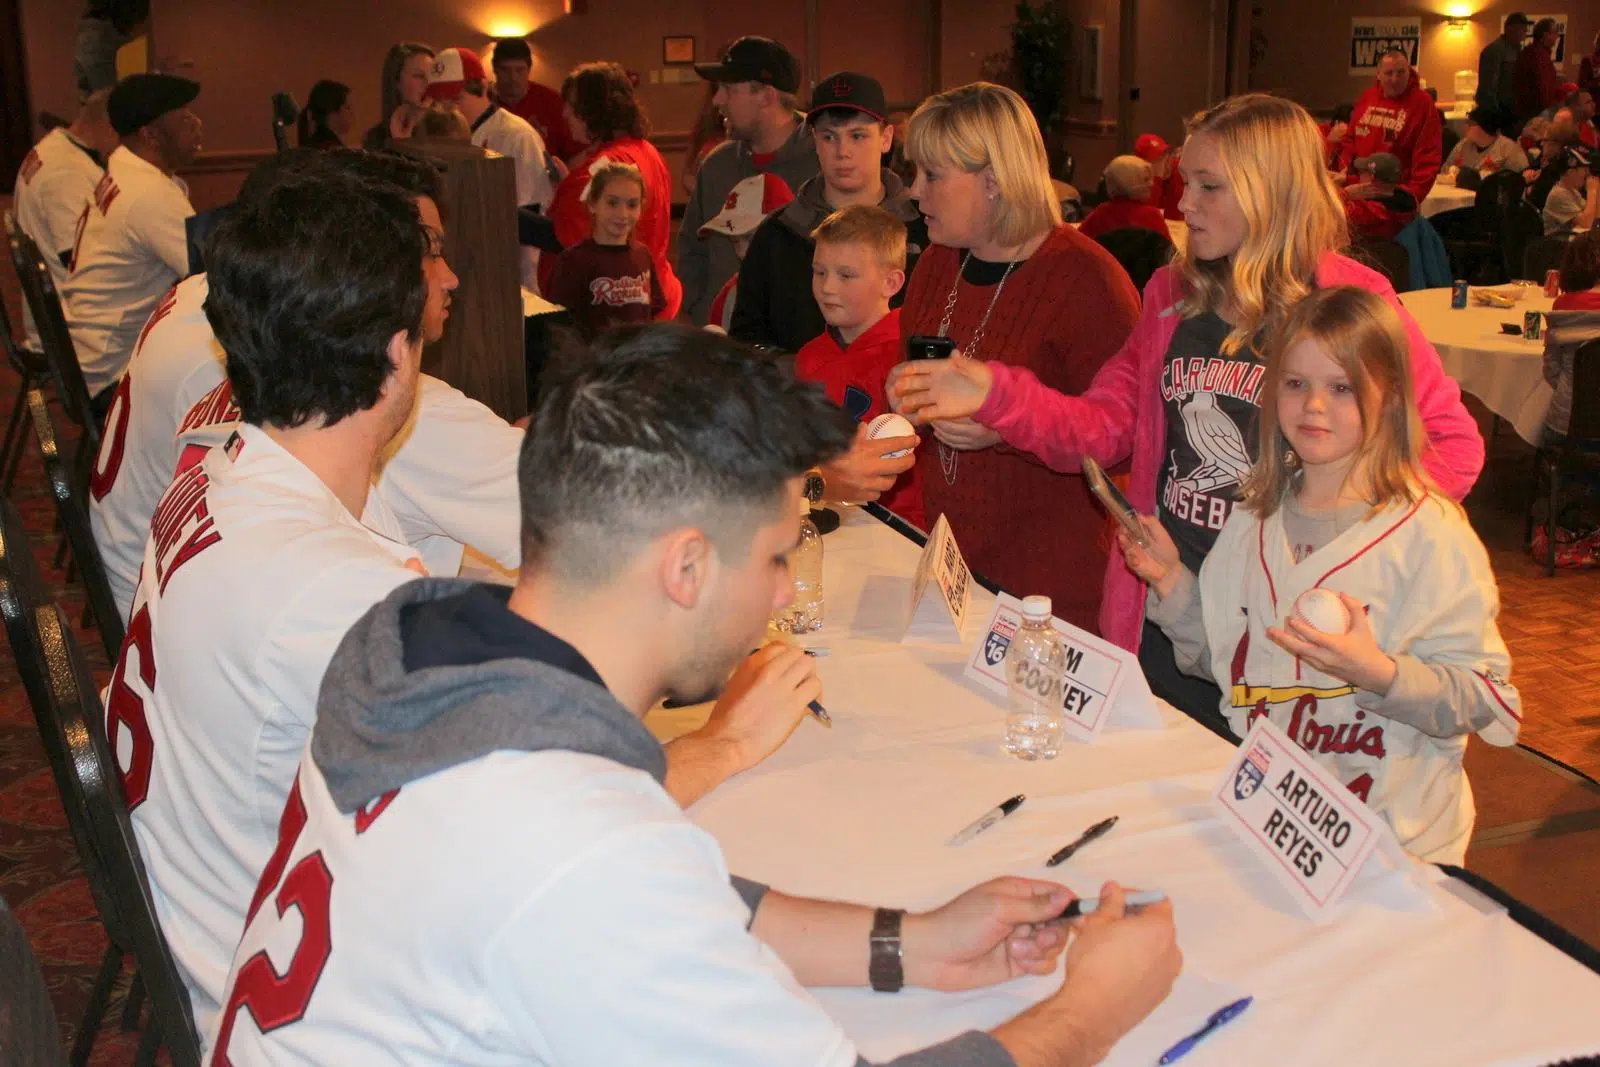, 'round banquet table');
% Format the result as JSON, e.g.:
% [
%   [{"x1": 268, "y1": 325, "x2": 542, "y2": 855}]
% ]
[
  {"x1": 1399, "y1": 286, "x2": 1555, "y2": 445},
  {"x1": 1420, "y1": 180, "x2": 1476, "y2": 219}
]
